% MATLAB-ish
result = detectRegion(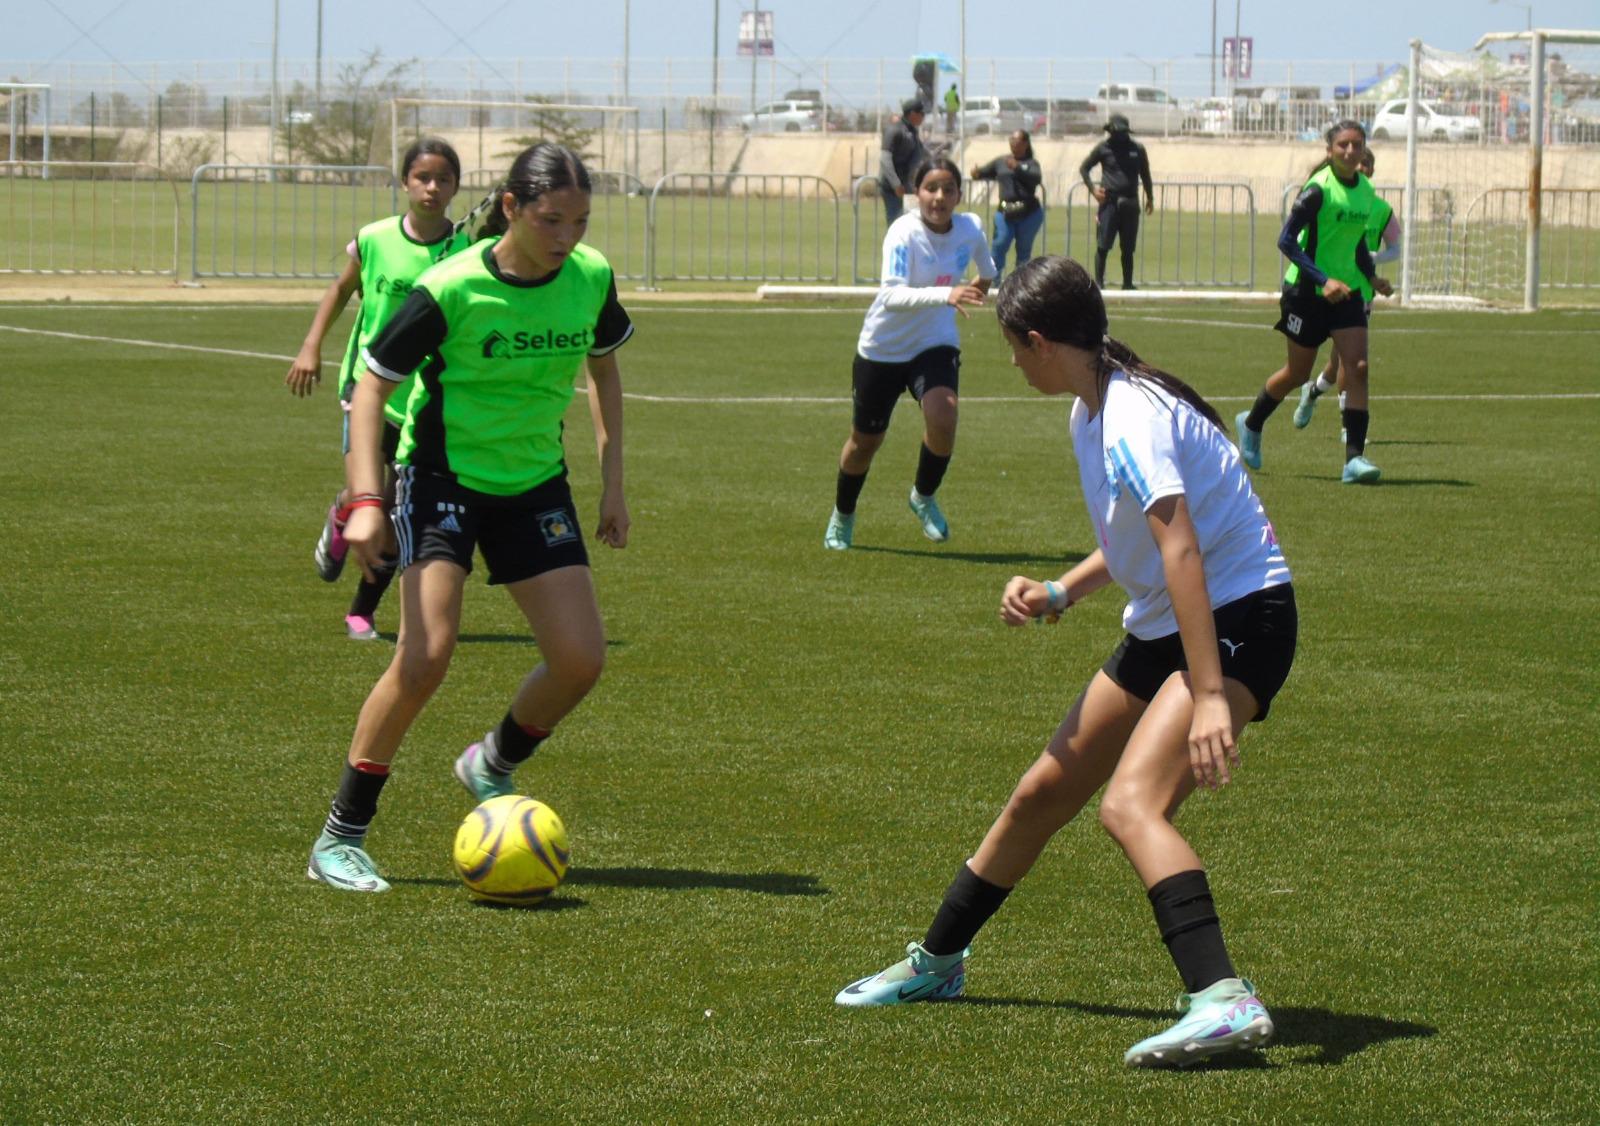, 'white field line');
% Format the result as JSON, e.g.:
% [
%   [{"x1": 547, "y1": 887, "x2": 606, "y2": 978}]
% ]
[{"x1": 1, "y1": 322, "x2": 1596, "y2": 405}]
